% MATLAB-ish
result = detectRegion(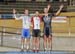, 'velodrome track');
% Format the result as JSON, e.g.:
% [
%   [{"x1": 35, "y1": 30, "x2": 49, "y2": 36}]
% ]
[{"x1": 0, "y1": 33, "x2": 75, "y2": 51}]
